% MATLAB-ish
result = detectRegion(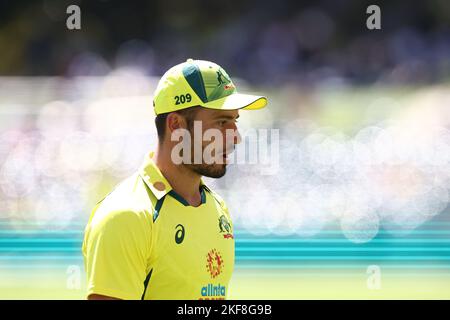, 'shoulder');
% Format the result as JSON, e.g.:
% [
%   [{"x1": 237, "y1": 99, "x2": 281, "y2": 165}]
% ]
[
  {"x1": 84, "y1": 197, "x2": 153, "y2": 259},
  {"x1": 87, "y1": 174, "x2": 154, "y2": 234},
  {"x1": 90, "y1": 205, "x2": 150, "y2": 231},
  {"x1": 93, "y1": 173, "x2": 153, "y2": 220}
]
